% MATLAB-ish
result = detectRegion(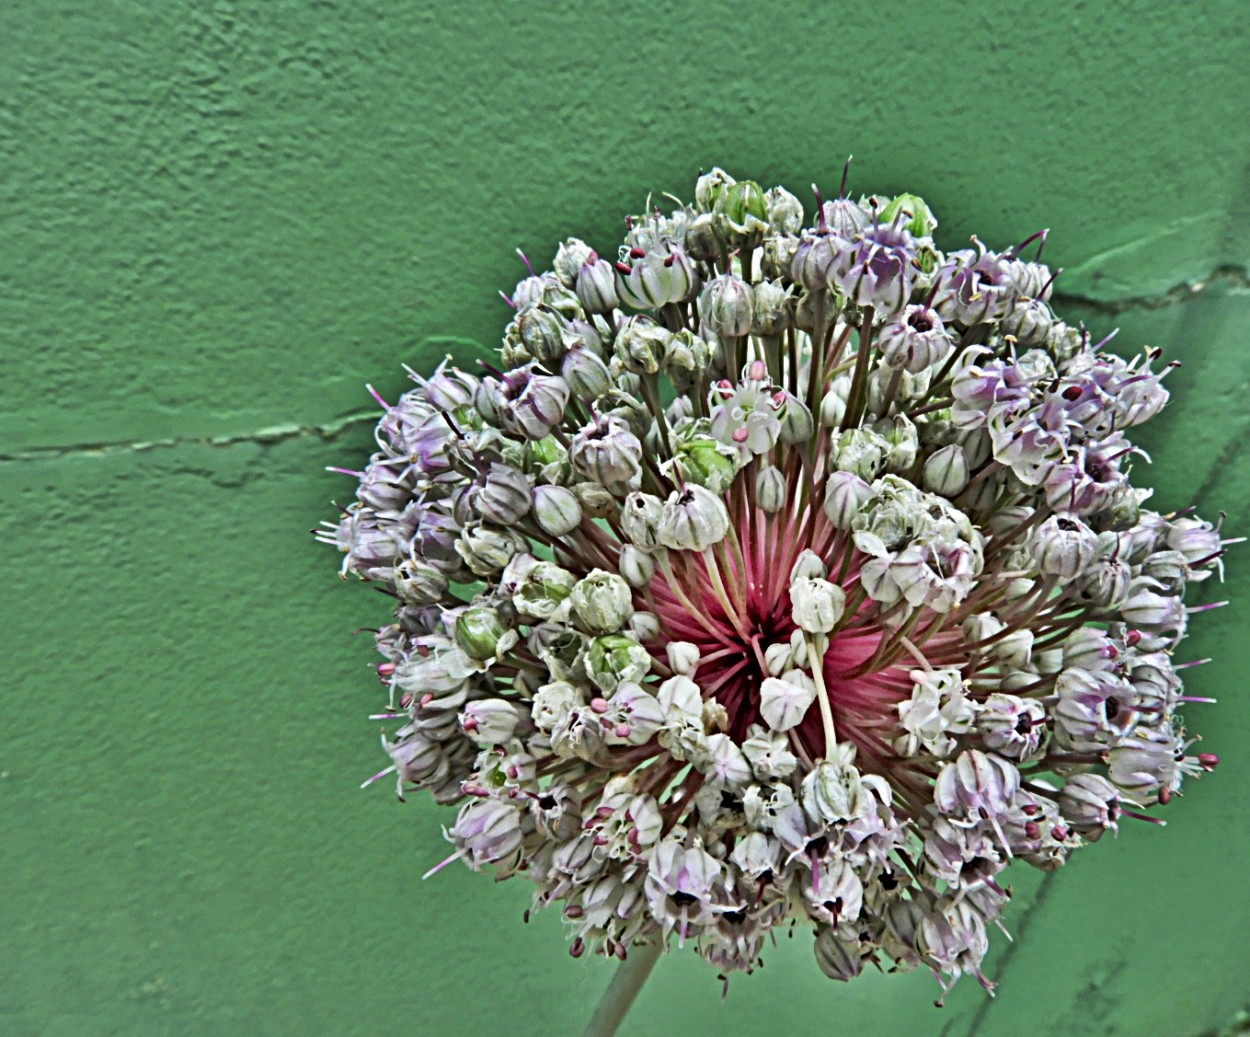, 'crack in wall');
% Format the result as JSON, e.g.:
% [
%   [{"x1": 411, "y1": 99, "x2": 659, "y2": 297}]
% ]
[
  {"x1": 1054, "y1": 263, "x2": 1249, "y2": 315},
  {"x1": 3, "y1": 263, "x2": 1246, "y2": 465},
  {"x1": 0, "y1": 411, "x2": 378, "y2": 465}
]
